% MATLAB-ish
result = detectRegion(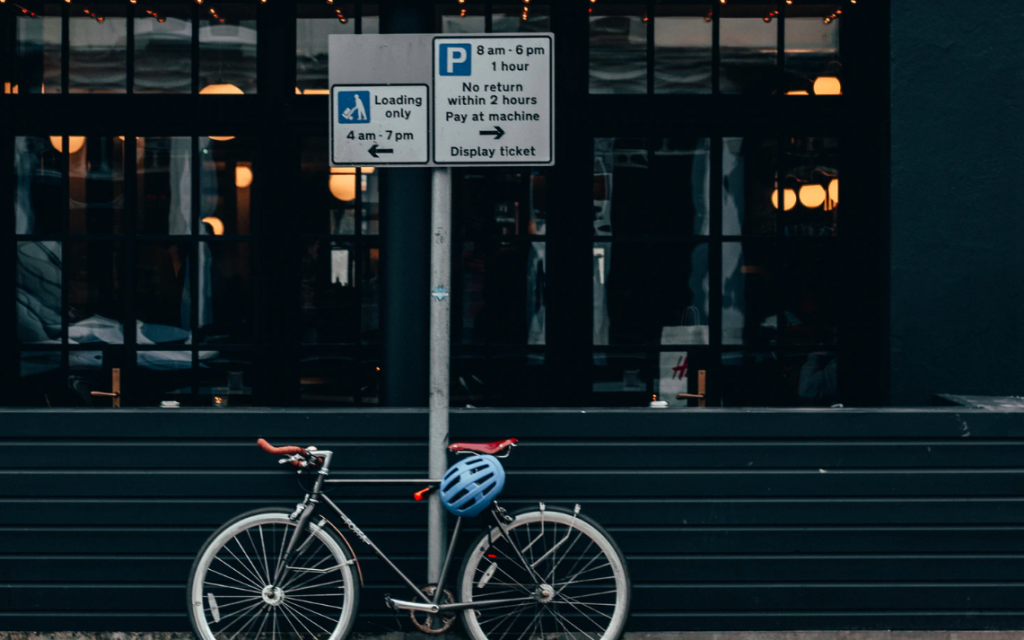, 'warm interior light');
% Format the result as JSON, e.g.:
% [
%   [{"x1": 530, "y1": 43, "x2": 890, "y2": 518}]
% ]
[
  {"x1": 813, "y1": 76, "x2": 842, "y2": 96},
  {"x1": 50, "y1": 136, "x2": 86, "y2": 154},
  {"x1": 828, "y1": 179, "x2": 839, "y2": 205},
  {"x1": 771, "y1": 188, "x2": 797, "y2": 211},
  {"x1": 303, "y1": 89, "x2": 330, "y2": 96},
  {"x1": 786, "y1": 90, "x2": 809, "y2": 96},
  {"x1": 201, "y1": 216, "x2": 225, "y2": 236},
  {"x1": 200, "y1": 83, "x2": 244, "y2": 95},
  {"x1": 799, "y1": 184, "x2": 827, "y2": 208},
  {"x1": 209, "y1": 136, "x2": 235, "y2": 142},
  {"x1": 235, "y1": 165, "x2": 254, "y2": 189},
  {"x1": 330, "y1": 174, "x2": 357, "y2": 201},
  {"x1": 361, "y1": 167, "x2": 375, "y2": 174}
]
